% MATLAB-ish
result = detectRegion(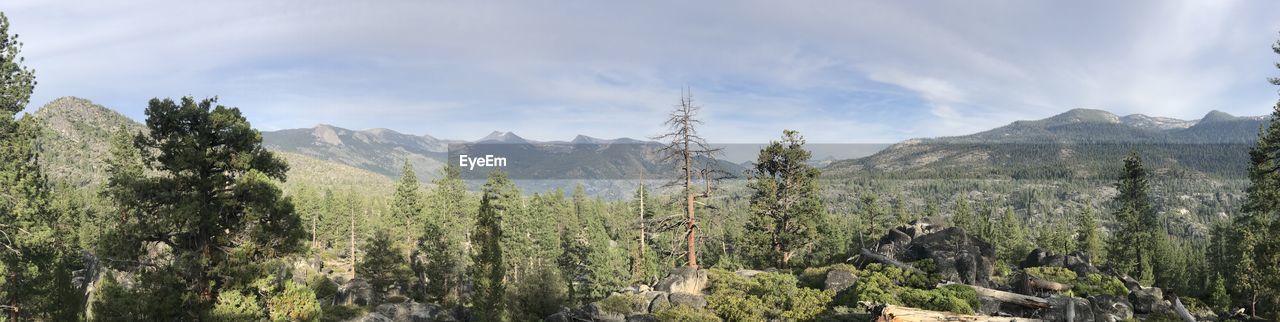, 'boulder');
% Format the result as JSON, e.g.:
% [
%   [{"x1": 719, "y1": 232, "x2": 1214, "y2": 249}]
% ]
[
  {"x1": 374, "y1": 302, "x2": 441, "y2": 322},
  {"x1": 646, "y1": 292, "x2": 671, "y2": 313},
  {"x1": 544, "y1": 308, "x2": 574, "y2": 322},
  {"x1": 1063, "y1": 252, "x2": 1100, "y2": 277},
  {"x1": 586, "y1": 302, "x2": 626, "y2": 322},
  {"x1": 875, "y1": 219, "x2": 943, "y2": 257},
  {"x1": 337, "y1": 278, "x2": 377, "y2": 306},
  {"x1": 735, "y1": 269, "x2": 766, "y2": 278},
  {"x1": 667, "y1": 293, "x2": 707, "y2": 309},
  {"x1": 893, "y1": 227, "x2": 996, "y2": 286},
  {"x1": 1043, "y1": 295, "x2": 1094, "y2": 322},
  {"x1": 357, "y1": 312, "x2": 393, "y2": 322},
  {"x1": 1128, "y1": 287, "x2": 1165, "y2": 314},
  {"x1": 823, "y1": 269, "x2": 858, "y2": 293},
  {"x1": 1089, "y1": 295, "x2": 1134, "y2": 321},
  {"x1": 655, "y1": 267, "x2": 707, "y2": 294},
  {"x1": 626, "y1": 315, "x2": 658, "y2": 322}
]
